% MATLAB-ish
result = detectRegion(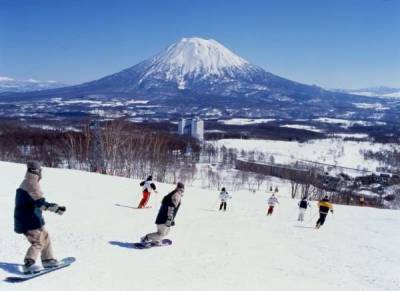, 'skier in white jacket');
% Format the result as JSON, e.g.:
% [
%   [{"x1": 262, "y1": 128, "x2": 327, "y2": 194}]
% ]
[
  {"x1": 219, "y1": 187, "x2": 231, "y2": 211},
  {"x1": 267, "y1": 193, "x2": 279, "y2": 216}
]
